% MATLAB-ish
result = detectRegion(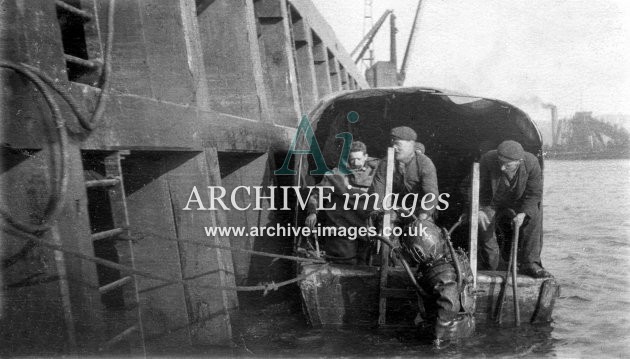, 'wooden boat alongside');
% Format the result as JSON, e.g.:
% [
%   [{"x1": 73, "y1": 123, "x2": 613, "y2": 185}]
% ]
[
  {"x1": 299, "y1": 264, "x2": 559, "y2": 327},
  {"x1": 295, "y1": 87, "x2": 561, "y2": 329}
]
